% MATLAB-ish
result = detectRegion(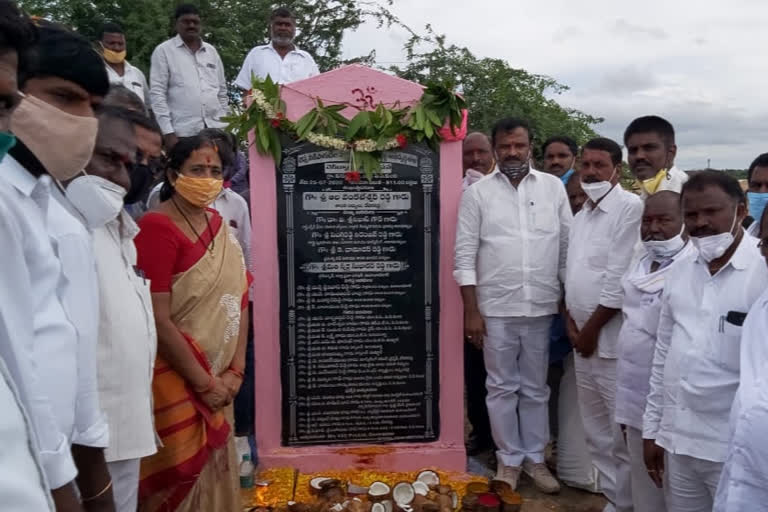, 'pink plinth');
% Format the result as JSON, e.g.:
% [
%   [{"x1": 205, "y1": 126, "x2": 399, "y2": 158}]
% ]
[{"x1": 249, "y1": 65, "x2": 465, "y2": 472}]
